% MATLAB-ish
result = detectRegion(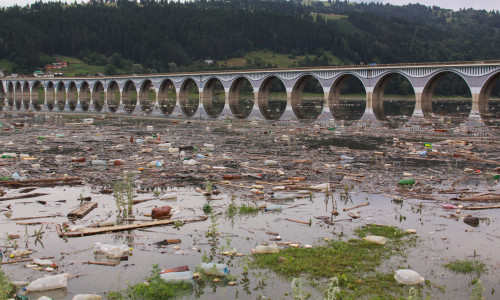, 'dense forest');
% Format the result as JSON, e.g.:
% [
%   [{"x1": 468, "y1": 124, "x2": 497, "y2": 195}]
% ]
[{"x1": 0, "y1": 0, "x2": 498, "y2": 76}]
